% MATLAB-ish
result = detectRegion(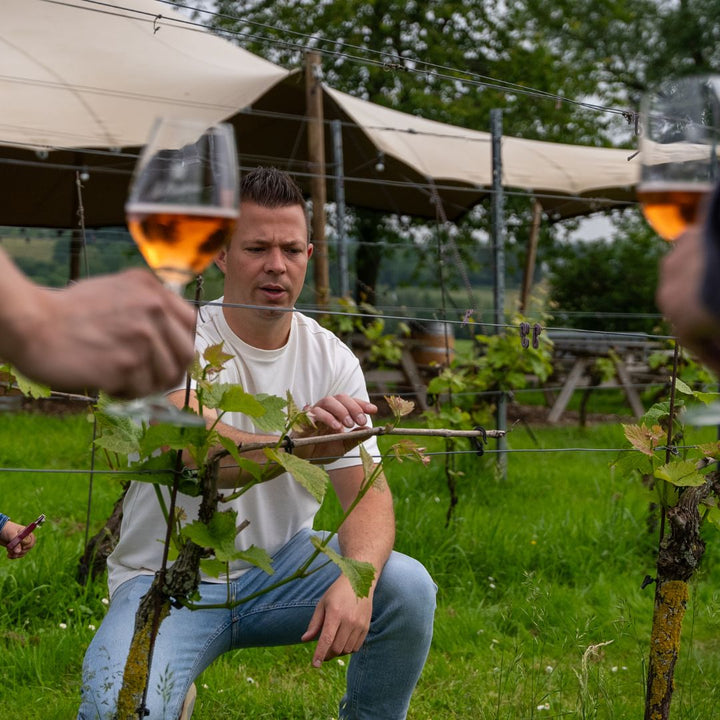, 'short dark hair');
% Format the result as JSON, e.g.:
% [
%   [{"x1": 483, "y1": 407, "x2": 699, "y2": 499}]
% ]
[{"x1": 240, "y1": 167, "x2": 305, "y2": 208}]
